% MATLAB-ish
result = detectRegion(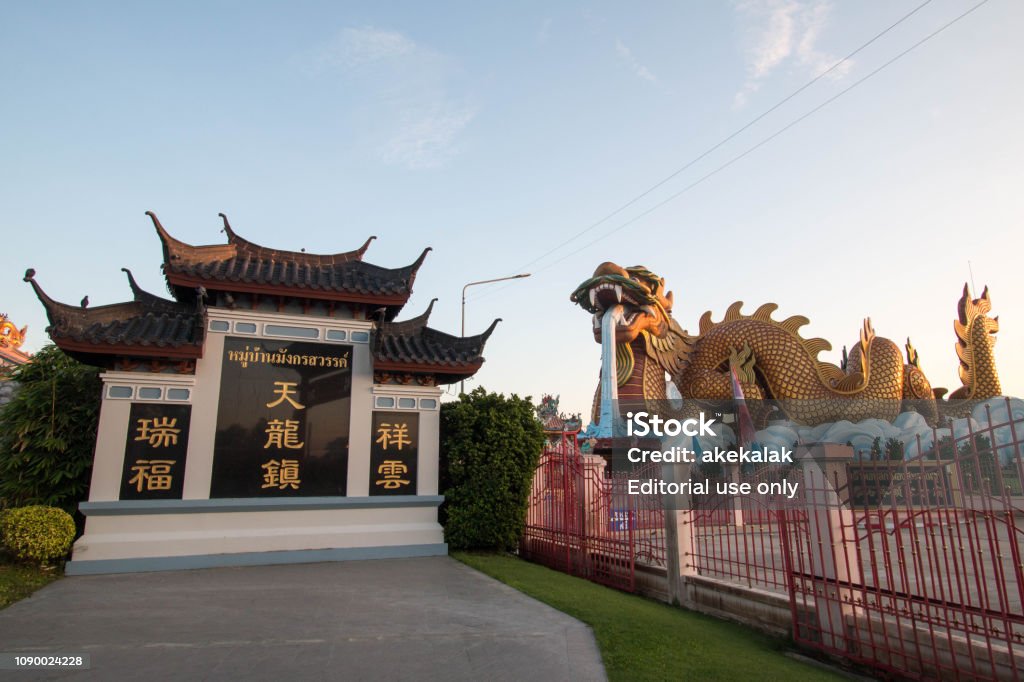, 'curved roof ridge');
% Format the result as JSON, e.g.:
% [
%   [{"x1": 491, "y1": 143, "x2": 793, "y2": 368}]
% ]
[
  {"x1": 421, "y1": 317, "x2": 501, "y2": 348},
  {"x1": 24, "y1": 268, "x2": 204, "y2": 362},
  {"x1": 373, "y1": 310, "x2": 500, "y2": 383},
  {"x1": 152, "y1": 212, "x2": 430, "y2": 311},
  {"x1": 148, "y1": 210, "x2": 237, "y2": 265},
  {"x1": 26, "y1": 268, "x2": 172, "y2": 329},
  {"x1": 379, "y1": 298, "x2": 437, "y2": 335},
  {"x1": 121, "y1": 268, "x2": 180, "y2": 311},
  {"x1": 219, "y1": 212, "x2": 376, "y2": 264}
]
